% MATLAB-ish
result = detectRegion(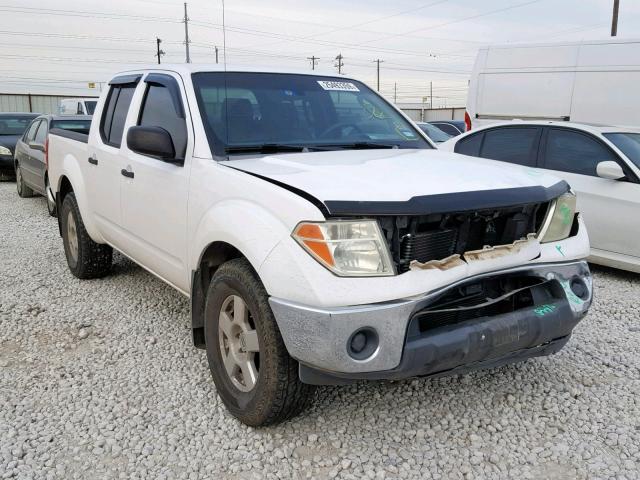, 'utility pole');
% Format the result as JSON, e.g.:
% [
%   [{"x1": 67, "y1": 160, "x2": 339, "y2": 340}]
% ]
[
  {"x1": 307, "y1": 56, "x2": 319, "y2": 70},
  {"x1": 611, "y1": 0, "x2": 620, "y2": 36},
  {"x1": 215, "y1": 46, "x2": 219, "y2": 64},
  {"x1": 373, "y1": 59, "x2": 384, "y2": 91},
  {"x1": 430, "y1": 81, "x2": 433, "y2": 109},
  {"x1": 156, "y1": 38, "x2": 165, "y2": 65},
  {"x1": 183, "y1": 2, "x2": 191, "y2": 63},
  {"x1": 394, "y1": 82, "x2": 397, "y2": 103},
  {"x1": 335, "y1": 53, "x2": 344, "y2": 74}
]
